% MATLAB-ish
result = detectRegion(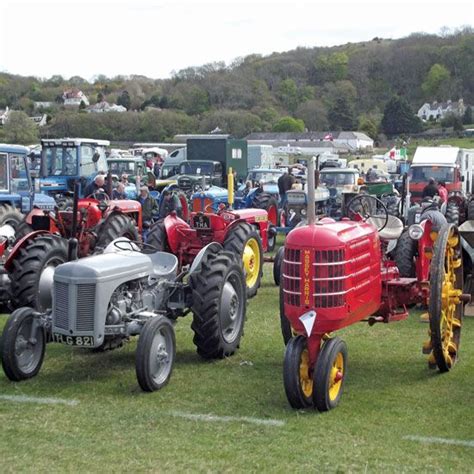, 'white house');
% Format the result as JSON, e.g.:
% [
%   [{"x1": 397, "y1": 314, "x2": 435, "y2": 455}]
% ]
[
  {"x1": 34, "y1": 101, "x2": 53, "y2": 110},
  {"x1": 29, "y1": 114, "x2": 48, "y2": 127},
  {"x1": 0, "y1": 106, "x2": 10, "y2": 125},
  {"x1": 87, "y1": 101, "x2": 127, "y2": 113},
  {"x1": 417, "y1": 99, "x2": 465, "y2": 121},
  {"x1": 335, "y1": 131, "x2": 374, "y2": 152},
  {"x1": 63, "y1": 89, "x2": 90, "y2": 107}
]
